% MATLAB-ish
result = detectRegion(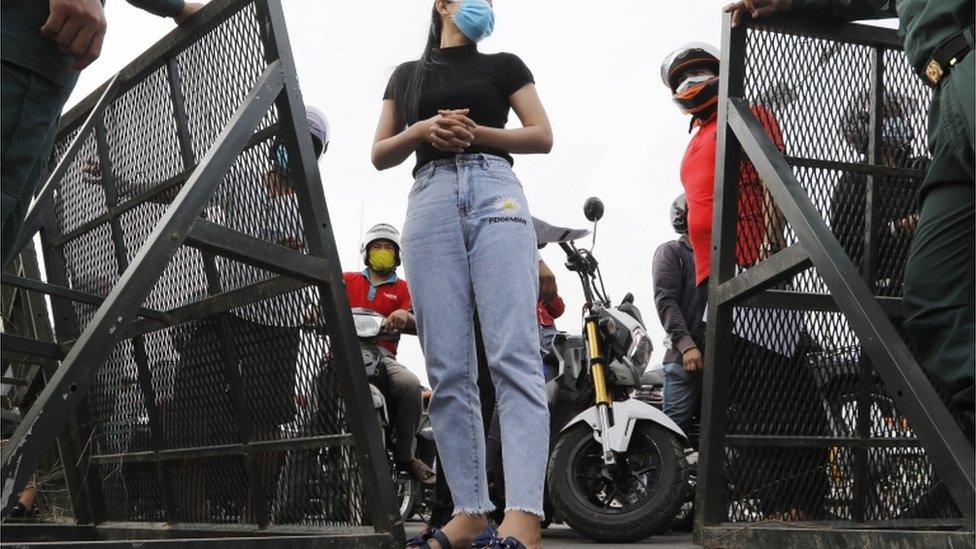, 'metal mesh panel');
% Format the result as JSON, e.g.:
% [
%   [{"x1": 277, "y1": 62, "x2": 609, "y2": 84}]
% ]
[
  {"x1": 709, "y1": 21, "x2": 961, "y2": 525},
  {"x1": 176, "y1": 1, "x2": 270, "y2": 164},
  {"x1": 34, "y1": 0, "x2": 377, "y2": 532}
]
